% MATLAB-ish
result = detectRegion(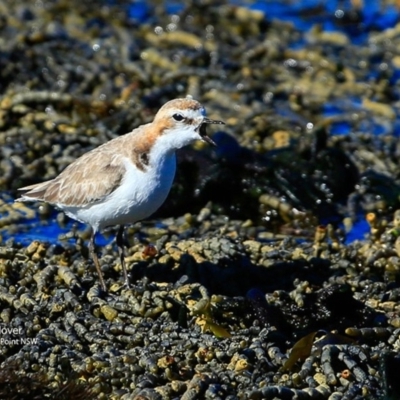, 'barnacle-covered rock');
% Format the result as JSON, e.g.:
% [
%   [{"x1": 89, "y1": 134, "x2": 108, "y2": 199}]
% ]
[{"x1": 1, "y1": 0, "x2": 400, "y2": 399}]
